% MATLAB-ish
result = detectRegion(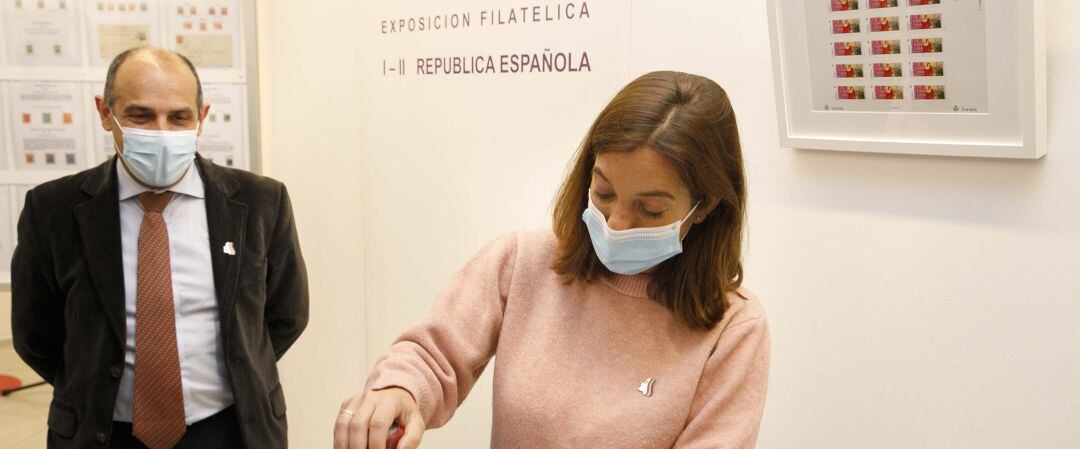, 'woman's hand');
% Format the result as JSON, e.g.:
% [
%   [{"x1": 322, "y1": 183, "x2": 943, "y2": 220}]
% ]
[{"x1": 334, "y1": 387, "x2": 425, "y2": 449}]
